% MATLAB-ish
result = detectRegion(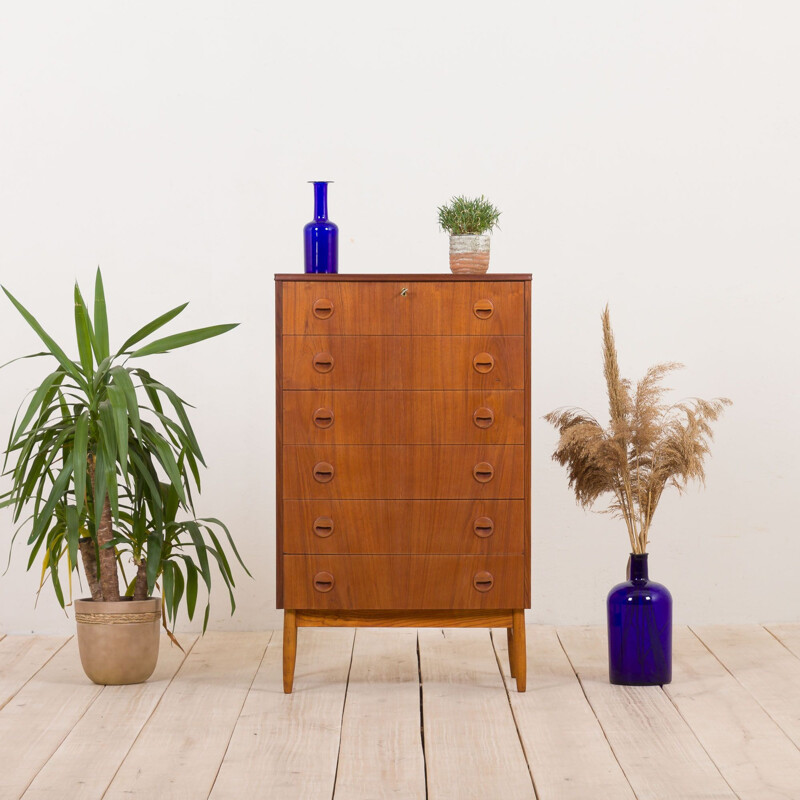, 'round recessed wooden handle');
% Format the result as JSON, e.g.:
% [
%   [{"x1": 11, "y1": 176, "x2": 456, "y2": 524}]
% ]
[
  {"x1": 473, "y1": 407, "x2": 495, "y2": 429},
  {"x1": 312, "y1": 352, "x2": 334, "y2": 373},
  {"x1": 313, "y1": 462, "x2": 335, "y2": 483},
  {"x1": 473, "y1": 352, "x2": 495, "y2": 374},
  {"x1": 312, "y1": 408, "x2": 334, "y2": 429},
  {"x1": 473, "y1": 517, "x2": 495, "y2": 538},
  {"x1": 312, "y1": 299, "x2": 334, "y2": 319},
  {"x1": 473, "y1": 462, "x2": 494, "y2": 483},
  {"x1": 313, "y1": 571, "x2": 335, "y2": 593},
  {"x1": 473, "y1": 299, "x2": 494, "y2": 319},
  {"x1": 473, "y1": 571, "x2": 494, "y2": 592},
  {"x1": 312, "y1": 517, "x2": 334, "y2": 538}
]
